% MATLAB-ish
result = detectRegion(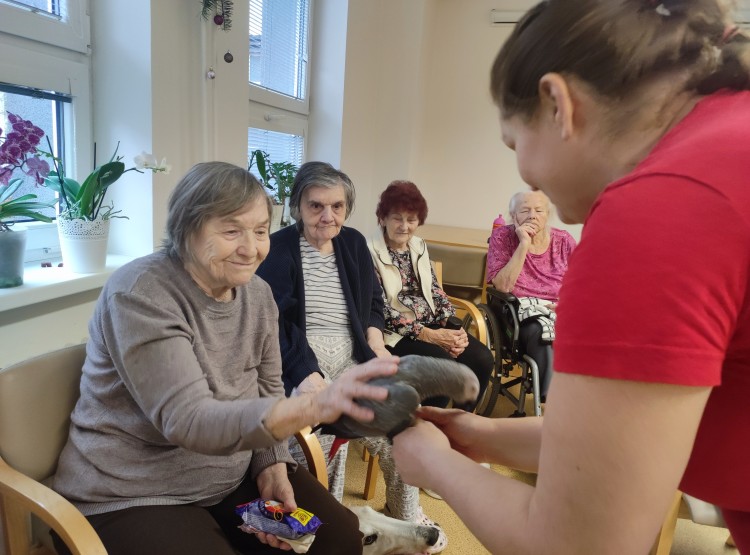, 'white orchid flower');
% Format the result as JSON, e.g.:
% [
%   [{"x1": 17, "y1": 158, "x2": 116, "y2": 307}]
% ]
[
  {"x1": 134, "y1": 151, "x2": 170, "y2": 174},
  {"x1": 155, "y1": 158, "x2": 171, "y2": 174},
  {"x1": 134, "y1": 151, "x2": 157, "y2": 170}
]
